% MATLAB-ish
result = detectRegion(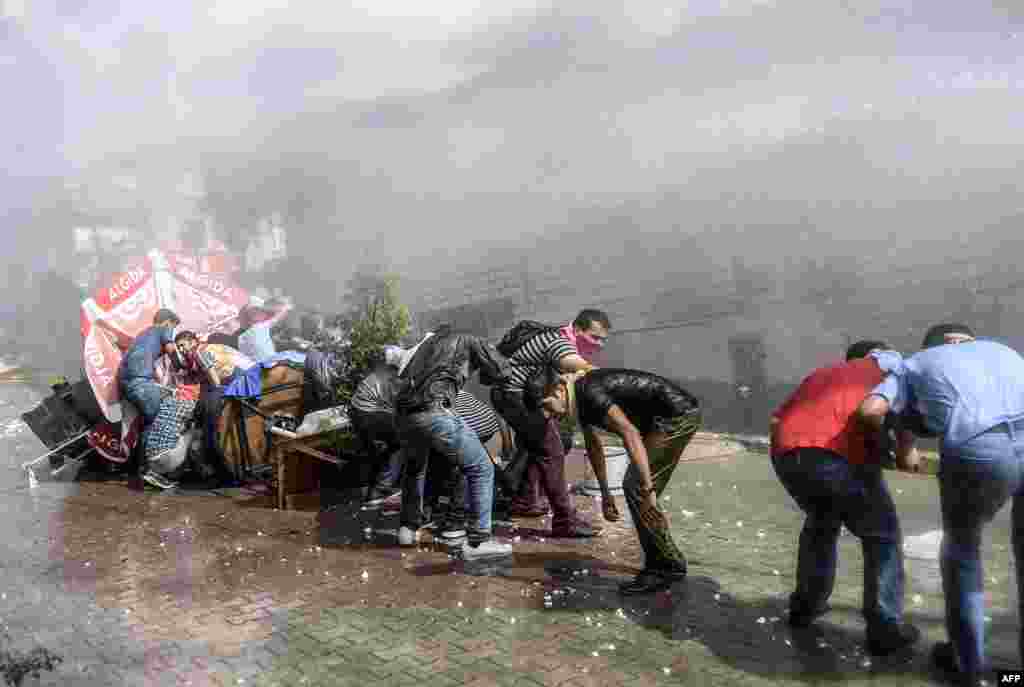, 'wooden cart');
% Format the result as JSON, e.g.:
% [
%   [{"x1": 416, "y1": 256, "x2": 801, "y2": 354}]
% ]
[{"x1": 266, "y1": 426, "x2": 348, "y2": 510}]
